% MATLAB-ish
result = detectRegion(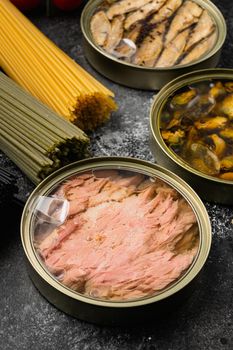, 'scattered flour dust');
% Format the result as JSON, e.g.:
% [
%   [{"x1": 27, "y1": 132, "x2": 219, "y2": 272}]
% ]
[{"x1": 204, "y1": 202, "x2": 233, "y2": 239}]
